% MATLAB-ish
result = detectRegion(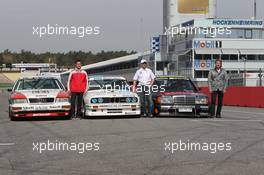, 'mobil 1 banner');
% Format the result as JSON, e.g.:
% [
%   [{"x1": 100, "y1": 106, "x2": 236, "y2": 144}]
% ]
[
  {"x1": 194, "y1": 40, "x2": 222, "y2": 49},
  {"x1": 194, "y1": 59, "x2": 214, "y2": 71}
]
